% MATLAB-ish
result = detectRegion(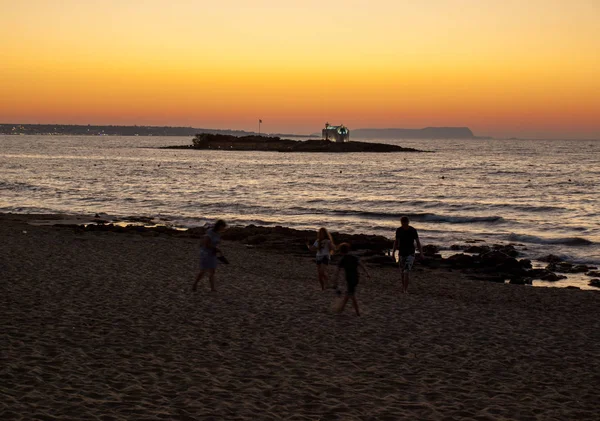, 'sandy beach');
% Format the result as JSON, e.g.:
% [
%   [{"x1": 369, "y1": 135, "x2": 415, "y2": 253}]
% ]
[{"x1": 2, "y1": 214, "x2": 599, "y2": 420}]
